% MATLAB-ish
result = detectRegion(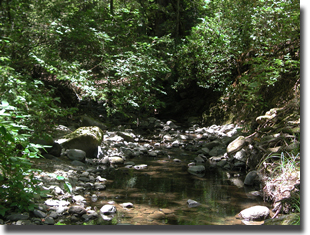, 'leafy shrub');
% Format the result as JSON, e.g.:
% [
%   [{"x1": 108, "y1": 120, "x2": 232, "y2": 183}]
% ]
[
  {"x1": 174, "y1": 0, "x2": 300, "y2": 121},
  {"x1": 0, "y1": 101, "x2": 47, "y2": 216}
]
